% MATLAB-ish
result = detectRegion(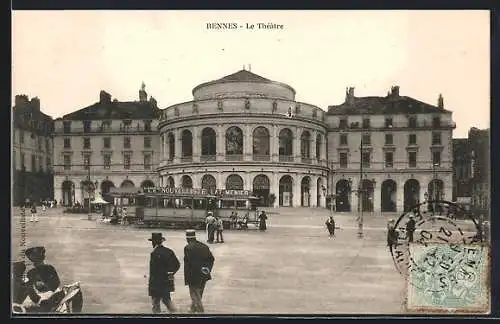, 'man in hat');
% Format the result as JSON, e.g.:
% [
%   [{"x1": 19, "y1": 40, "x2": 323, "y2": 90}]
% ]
[
  {"x1": 205, "y1": 212, "x2": 216, "y2": 243},
  {"x1": 406, "y1": 214, "x2": 416, "y2": 243},
  {"x1": 24, "y1": 246, "x2": 61, "y2": 312},
  {"x1": 148, "y1": 233, "x2": 180, "y2": 314},
  {"x1": 184, "y1": 229, "x2": 215, "y2": 314}
]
